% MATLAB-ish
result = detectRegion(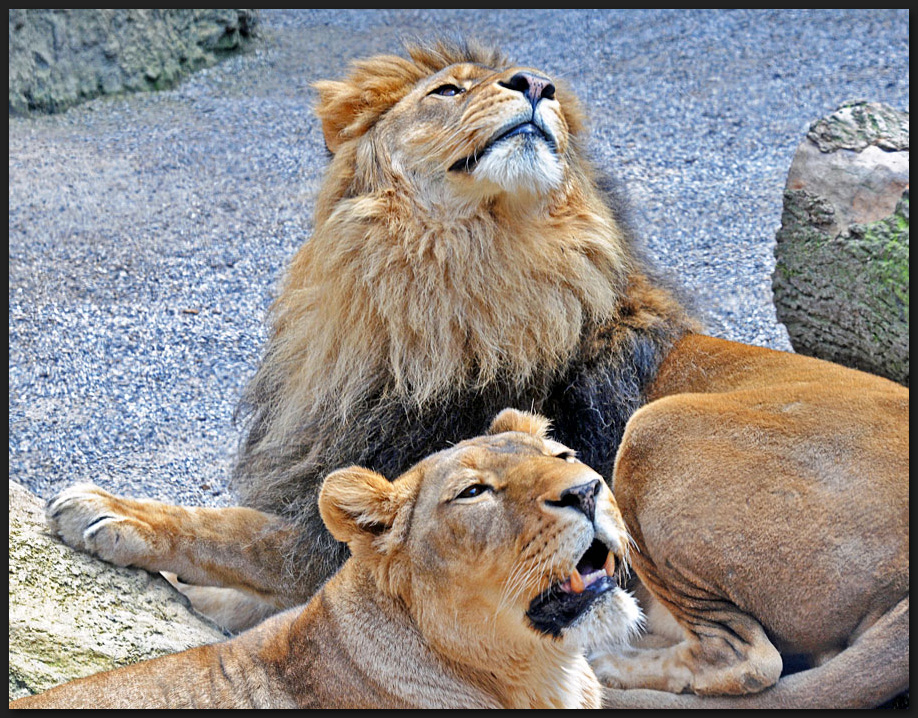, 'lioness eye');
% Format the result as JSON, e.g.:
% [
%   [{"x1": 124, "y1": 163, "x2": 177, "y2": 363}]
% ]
[
  {"x1": 555, "y1": 451, "x2": 578, "y2": 463},
  {"x1": 455, "y1": 483, "x2": 491, "y2": 499},
  {"x1": 429, "y1": 83, "x2": 464, "y2": 97}
]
